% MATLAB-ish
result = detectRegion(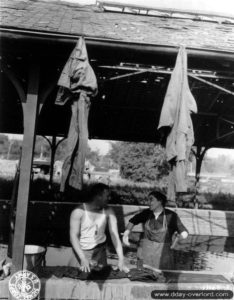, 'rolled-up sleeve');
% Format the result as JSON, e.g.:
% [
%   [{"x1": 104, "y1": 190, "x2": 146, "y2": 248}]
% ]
[
  {"x1": 129, "y1": 209, "x2": 151, "y2": 225},
  {"x1": 175, "y1": 214, "x2": 188, "y2": 234}
]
